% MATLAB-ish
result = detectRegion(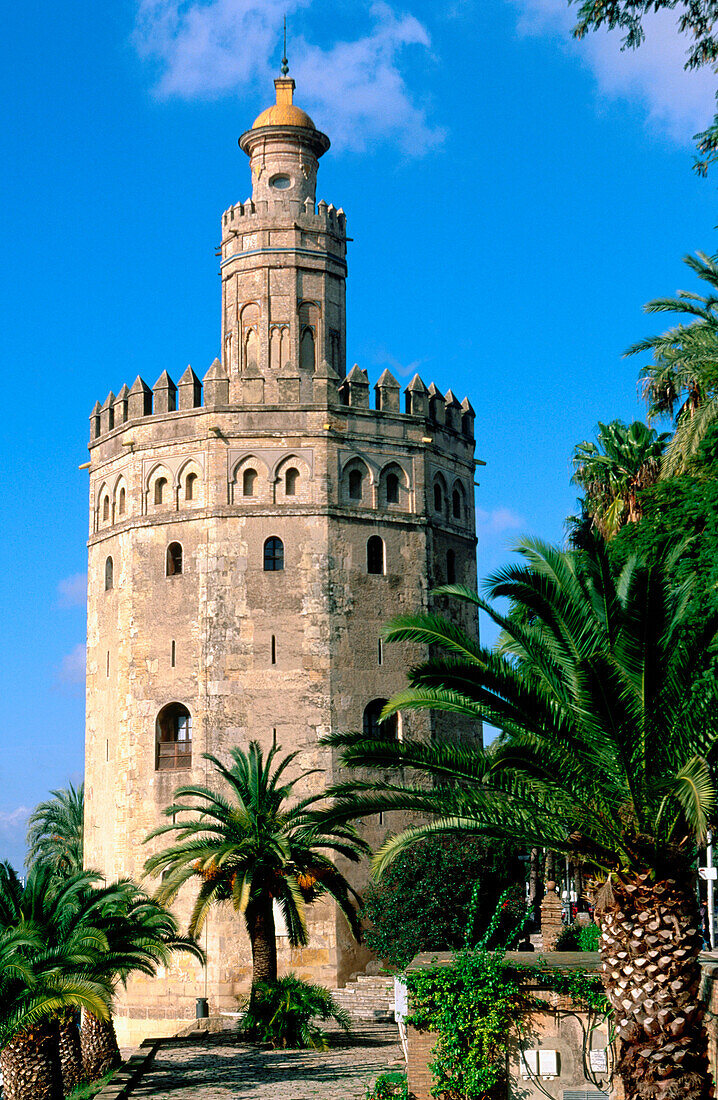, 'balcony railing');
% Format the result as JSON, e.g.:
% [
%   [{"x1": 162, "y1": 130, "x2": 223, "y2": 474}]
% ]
[{"x1": 156, "y1": 740, "x2": 192, "y2": 770}]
